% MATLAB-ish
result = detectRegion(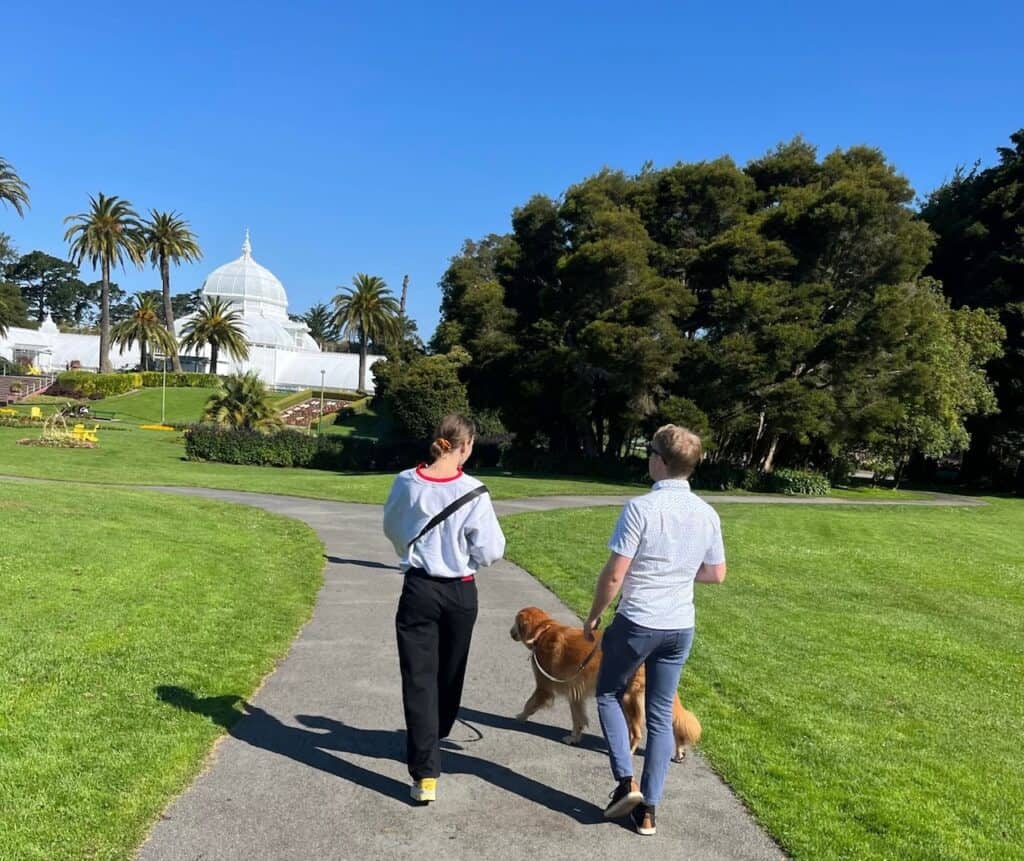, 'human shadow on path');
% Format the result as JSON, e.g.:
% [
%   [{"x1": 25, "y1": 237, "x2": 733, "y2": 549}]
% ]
[
  {"x1": 157, "y1": 686, "x2": 603, "y2": 824},
  {"x1": 323, "y1": 555, "x2": 401, "y2": 571}
]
